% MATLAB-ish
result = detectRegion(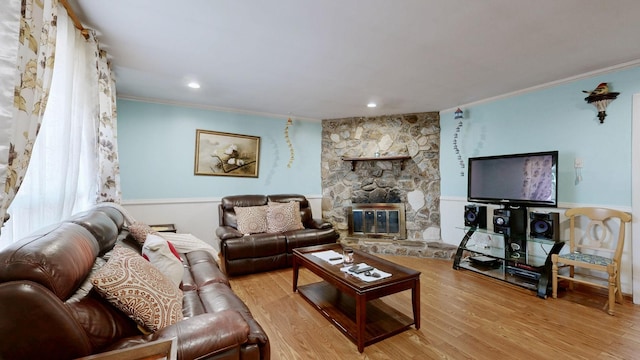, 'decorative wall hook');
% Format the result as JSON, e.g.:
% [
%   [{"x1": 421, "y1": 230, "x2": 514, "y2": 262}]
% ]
[
  {"x1": 454, "y1": 108, "x2": 463, "y2": 119},
  {"x1": 453, "y1": 108, "x2": 465, "y2": 176},
  {"x1": 583, "y1": 82, "x2": 619, "y2": 123},
  {"x1": 284, "y1": 117, "x2": 295, "y2": 167}
]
